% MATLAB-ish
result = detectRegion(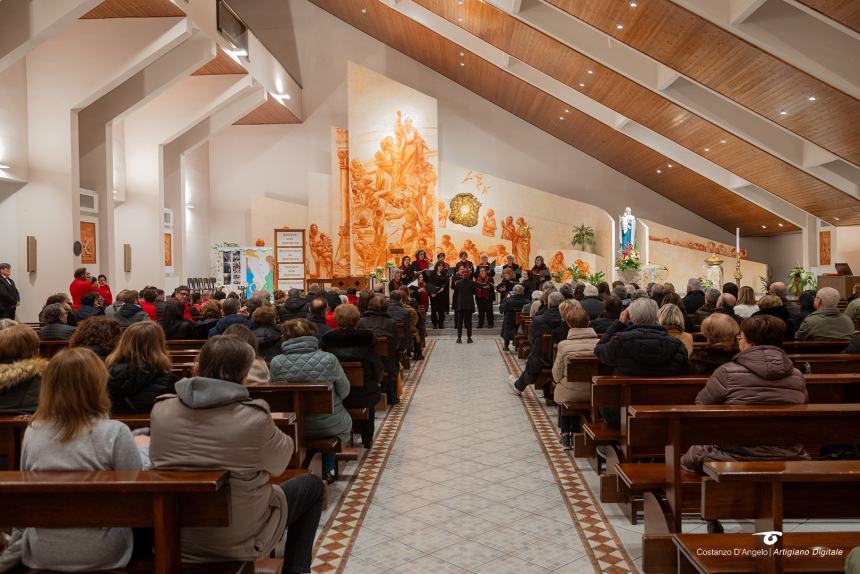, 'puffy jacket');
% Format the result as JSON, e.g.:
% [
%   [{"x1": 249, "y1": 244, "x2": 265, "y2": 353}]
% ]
[
  {"x1": 37, "y1": 322, "x2": 76, "y2": 341},
  {"x1": 689, "y1": 343, "x2": 739, "y2": 375},
  {"x1": 251, "y1": 323, "x2": 282, "y2": 363},
  {"x1": 150, "y1": 377, "x2": 293, "y2": 562},
  {"x1": 795, "y1": 308, "x2": 856, "y2": 341},
  {"x1": 682, "y1": 345, "x2": 809, "y2": 473},
  {"x1": 208, "y1": 314, "x2": 249, "y2": 338},
  {"x1": 0, "y1": 358, "x2": 46, "y2": 413},
  {"x1": 321, "y1": 329, "x2": 383, "y2": 409},
  {"x1": 114, "y1": 304, "x2": 149, "y2": 327},
  {"x1": 277, "y1": 297, "x2": 309, "y2": 323},
  {"x1": 552, "y1": 328, "x2": 600, "y2": 404},
  {"x1": 268, "y1": 336, "x2": 352, "y2": 441},
  {"x1": 595, "y1": 321, "x2": 689, "y2": 377},
  {"x1": 107, "y1": 362, "x2": 174, "y2": 413}
]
